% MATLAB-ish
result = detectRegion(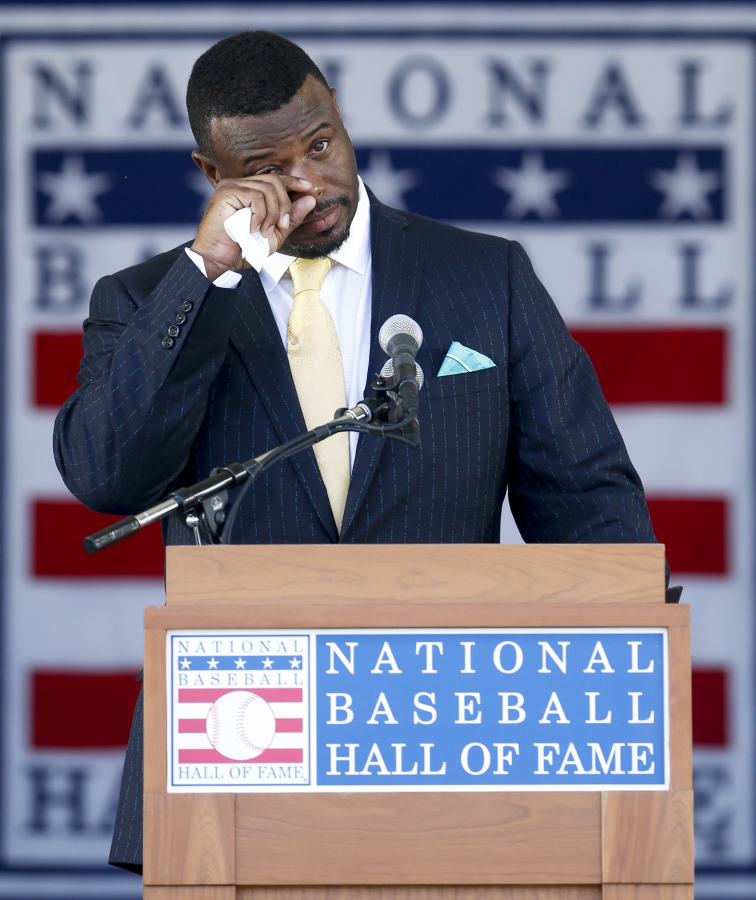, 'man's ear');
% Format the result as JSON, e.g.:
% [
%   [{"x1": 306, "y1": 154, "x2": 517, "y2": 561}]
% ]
[
  {"x1": 331, "y1": 87, "x2": 343, "y2": 124},
  {"x1": 191, "y1": 150, "x2": 220, "y2": 186}
]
